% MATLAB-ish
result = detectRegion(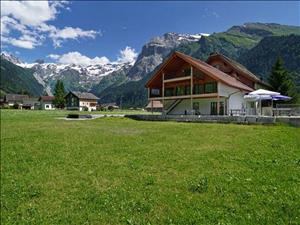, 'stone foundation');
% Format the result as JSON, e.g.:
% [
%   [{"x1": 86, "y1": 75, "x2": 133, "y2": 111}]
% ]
[{"x1": 125, "y1": 115, "x2": 300, "y2": 127}]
